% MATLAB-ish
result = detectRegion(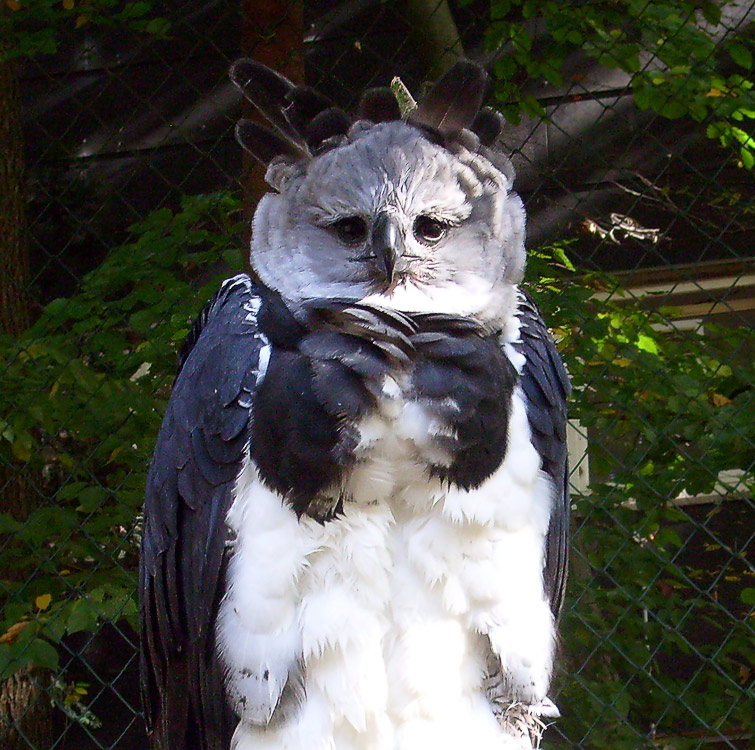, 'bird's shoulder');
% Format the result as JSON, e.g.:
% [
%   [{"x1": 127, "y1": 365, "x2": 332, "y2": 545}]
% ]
[{"x1": 513, "y1": 289, "x2": 571, "y2": 448}]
